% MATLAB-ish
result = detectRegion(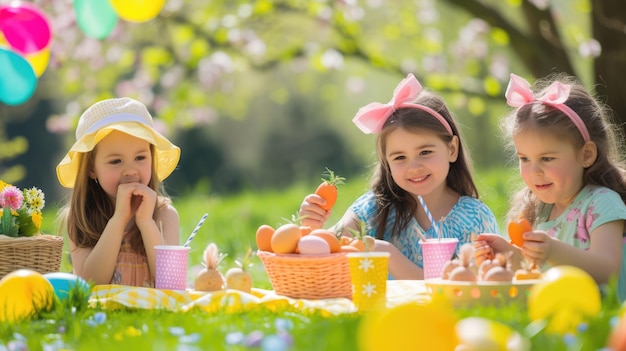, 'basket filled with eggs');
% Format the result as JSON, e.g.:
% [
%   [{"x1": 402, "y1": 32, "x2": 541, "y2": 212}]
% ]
[
  {"x1": 425, "y1": 243, "x2": 543, "y2": 308},
  {"x1": 256, "y1": 223, "x2": 369, "y2": 300}
]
